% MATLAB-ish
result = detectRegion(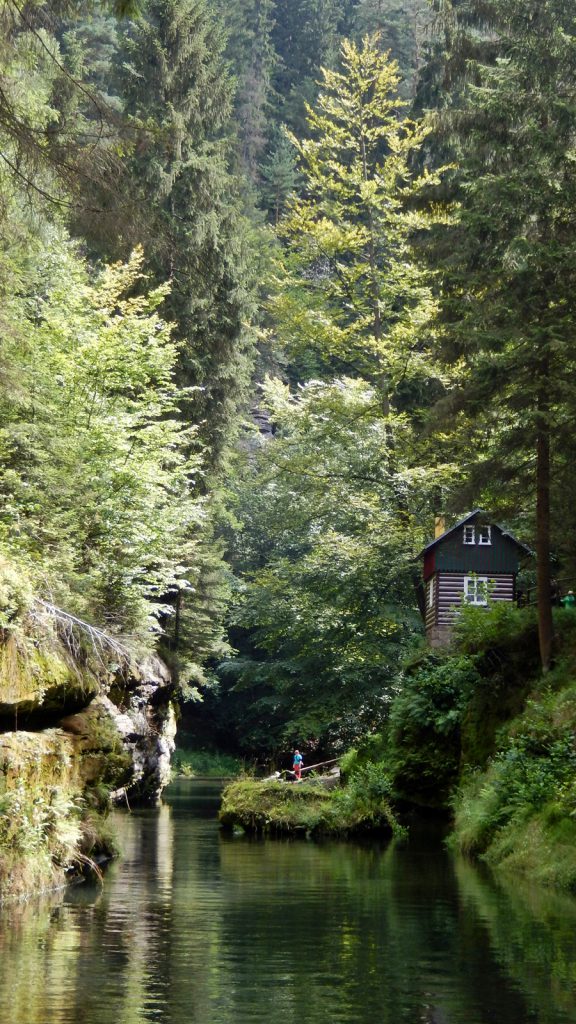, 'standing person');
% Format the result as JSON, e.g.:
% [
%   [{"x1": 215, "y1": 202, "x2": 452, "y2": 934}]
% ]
[
  {"x1": 292, "y1": 749, "x2": 303, "y2": 781},
  {"x1": 561, "y1": 590, "x2": 576, "y2": 609}
]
